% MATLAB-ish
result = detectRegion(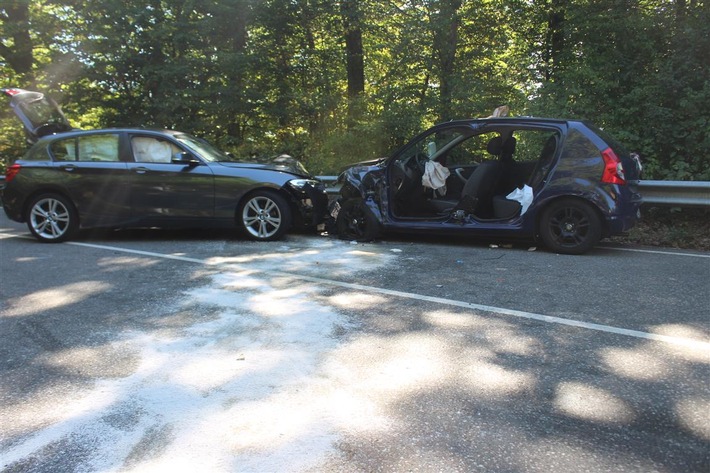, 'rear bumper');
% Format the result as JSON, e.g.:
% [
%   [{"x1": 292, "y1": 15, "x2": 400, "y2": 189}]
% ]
[{"x1": 1, "y1": 188, "x2": 24, "y2": 222}]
